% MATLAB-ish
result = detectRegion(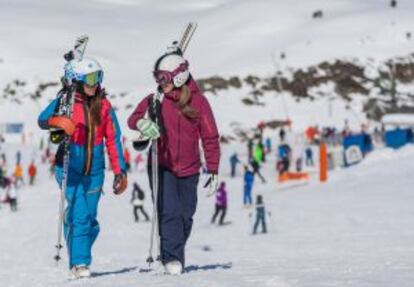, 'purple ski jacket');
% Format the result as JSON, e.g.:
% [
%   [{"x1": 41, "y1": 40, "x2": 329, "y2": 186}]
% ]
[
  {"x1": 216, "y1": 185, "x2": 227, "y2": 207},
  {"x1": 128, "y1": 79, "x2": 220, "y2": 177}
]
